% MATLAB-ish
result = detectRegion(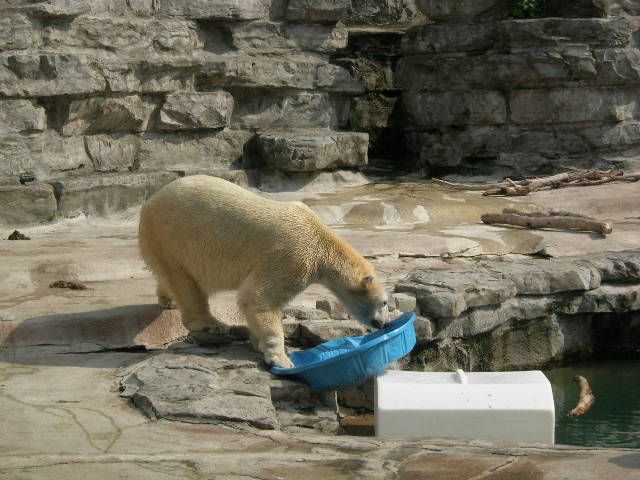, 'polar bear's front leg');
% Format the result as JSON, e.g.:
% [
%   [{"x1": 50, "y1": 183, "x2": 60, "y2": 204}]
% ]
[{"x1": 250, "y1": 309, "x2": 293, "y2": 368}]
